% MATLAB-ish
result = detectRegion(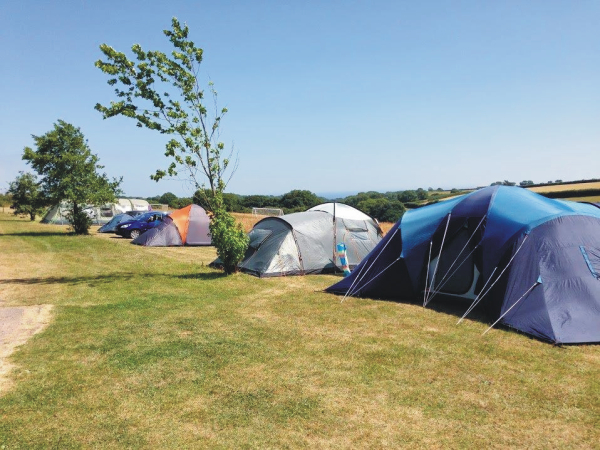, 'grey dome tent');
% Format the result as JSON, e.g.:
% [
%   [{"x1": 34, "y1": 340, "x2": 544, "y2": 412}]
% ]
[
  {"x1": 132, "y1": 204, "x2": 211, "y2": 246},
  {"x1": 240, "y1": 203, "x2": 383, "y2": 277}
]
